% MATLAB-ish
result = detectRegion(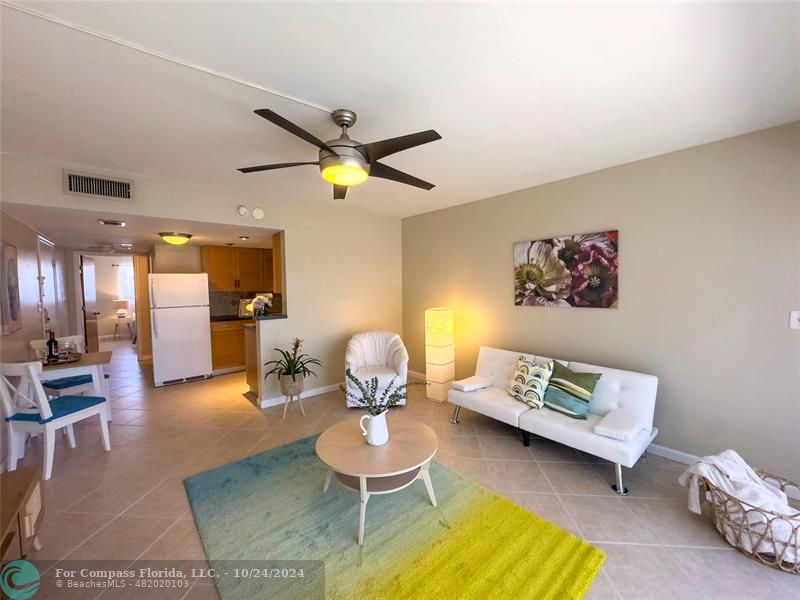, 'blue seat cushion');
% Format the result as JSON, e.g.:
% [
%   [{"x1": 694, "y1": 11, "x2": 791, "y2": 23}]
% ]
[
  {"x1": 42, "y1": 374, "x2": 92, "y2": 390},
  {"x1": 6, "y1": 395, "x2": 106, "y2": 424},
  {"x1": 42, "y1": 373, "x2": 109, "y2": 390}
]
